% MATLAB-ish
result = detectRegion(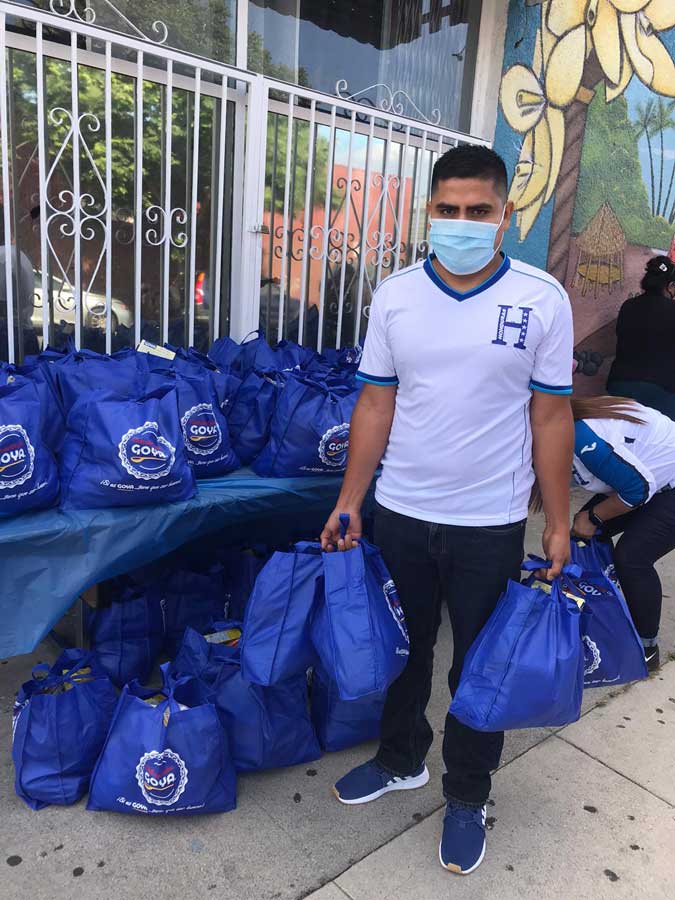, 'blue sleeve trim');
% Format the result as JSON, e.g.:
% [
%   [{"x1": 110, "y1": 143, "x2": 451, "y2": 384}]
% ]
[
  {"x1": 356, "y1": 372, "x2": 399, "y2": 386},
  {"x1": 574, "y1": 421, "x2": 649, "y2": 507},
  {"x1": 530, "y1": 379, "x2": 573, "y2": 395}
]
